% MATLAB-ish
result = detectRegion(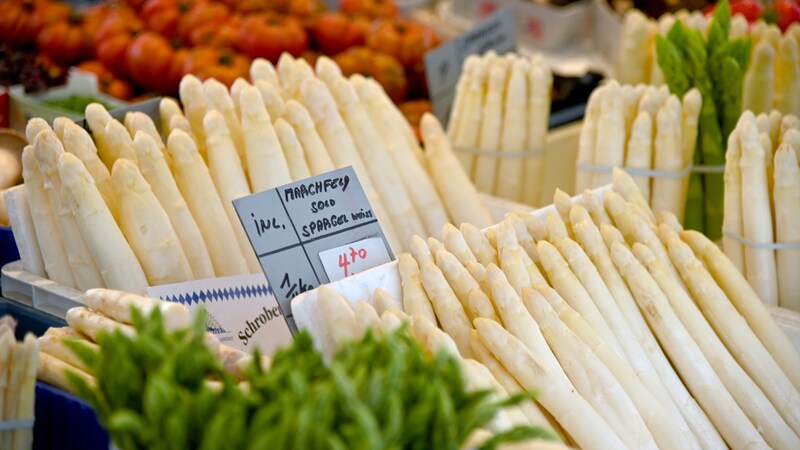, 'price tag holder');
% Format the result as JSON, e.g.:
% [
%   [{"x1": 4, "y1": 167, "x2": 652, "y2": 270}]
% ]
[
  {"x1": 424, "y1": 6, "x2": 517, "y2": 124},
  {"x1": 233, "y1": 166, "x2": 394, "y2": 333},
  {"x1": 319, "y1": 237, "x2": 392, "y2": 282}
]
